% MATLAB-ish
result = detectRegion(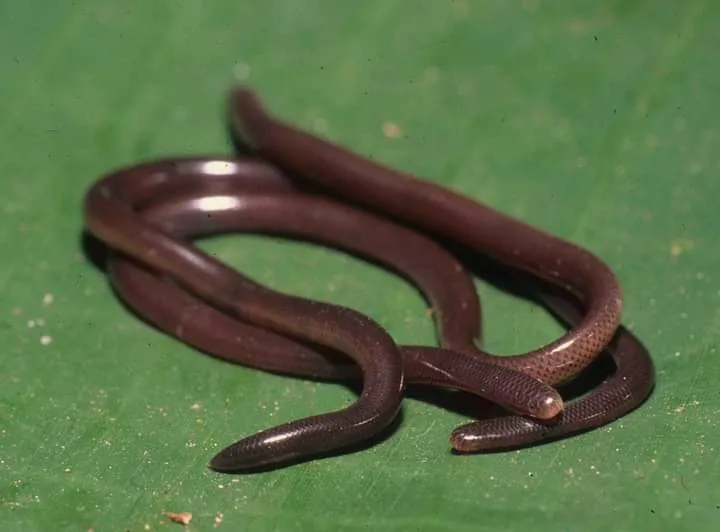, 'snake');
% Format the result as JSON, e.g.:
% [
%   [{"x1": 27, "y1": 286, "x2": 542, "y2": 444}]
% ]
[{"x1": 82, "y1": 86, "x2": 654, "y2": 471}]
